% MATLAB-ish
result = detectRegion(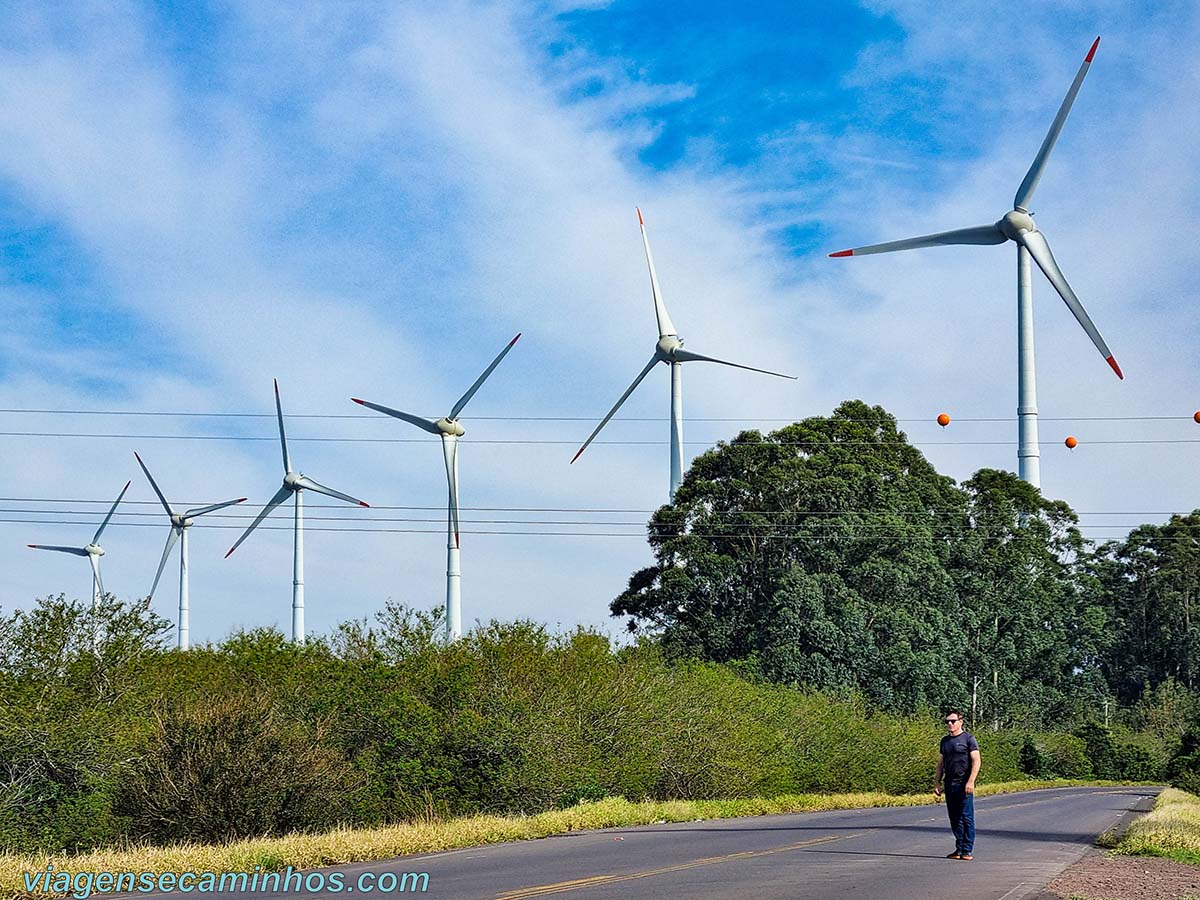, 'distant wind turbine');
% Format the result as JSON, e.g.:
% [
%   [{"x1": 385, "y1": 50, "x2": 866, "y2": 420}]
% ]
[
  {"x1": 134, "y1": 451, "x2": 246, "y2": 650},
  {"x1": 28, "y1": 479, "x2": 131, "y2": 643},
  {"x1": 572, "y1": 208, "x2": 795, "y2": 499},
  {"x1": 829, "y1": 37, "x2": 1121, "y2": 489},
  {"x1": 225, "y1": 380, "x2": 369, "y2": 645},
  {"x1": 353, "y1": 333, "x2": 521, "y2": 642}
]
